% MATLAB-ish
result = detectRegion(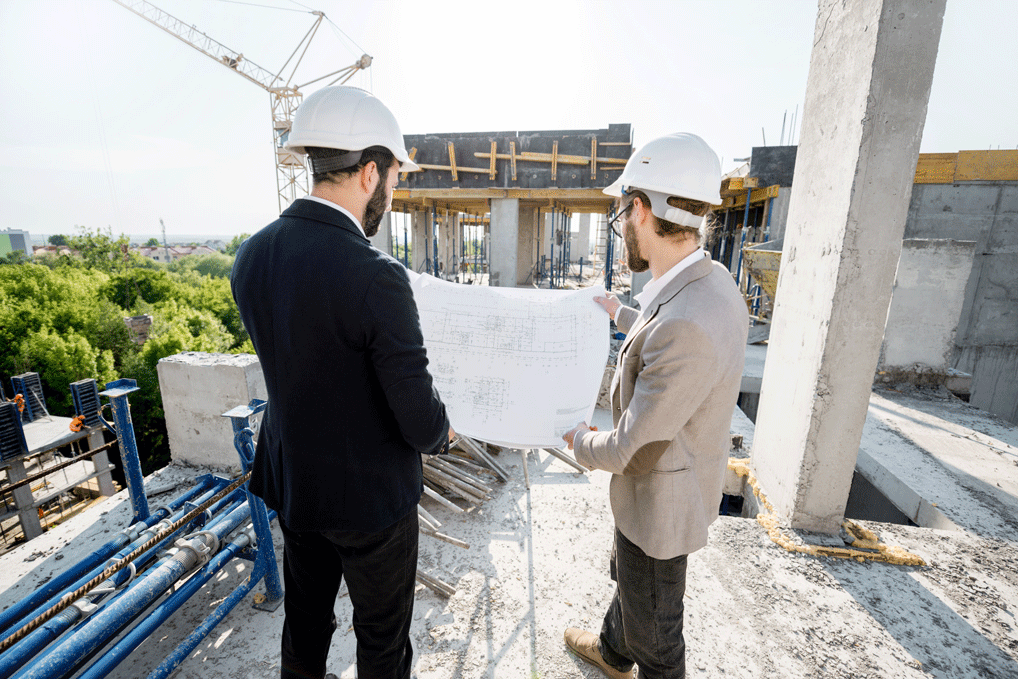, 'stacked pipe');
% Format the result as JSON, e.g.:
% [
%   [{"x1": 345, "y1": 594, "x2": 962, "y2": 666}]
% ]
[{"x1": 414, "y1": 436, "x2": 509, "y2": 597}]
